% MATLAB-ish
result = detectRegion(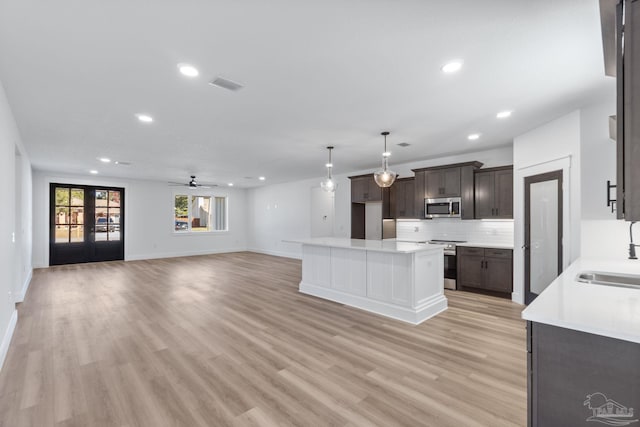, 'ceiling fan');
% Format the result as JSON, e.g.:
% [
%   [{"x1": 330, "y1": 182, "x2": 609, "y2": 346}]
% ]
[{"x1": 169, "y1": 175, "x2": 217, "y2": 189}]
